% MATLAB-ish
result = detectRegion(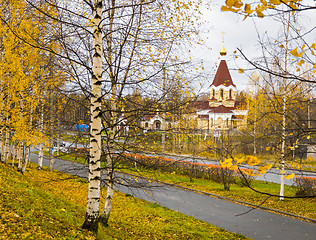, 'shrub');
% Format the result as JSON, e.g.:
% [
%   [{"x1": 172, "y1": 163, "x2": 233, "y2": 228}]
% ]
[
  {"x1": 235, "y1": 170, "x2": 255, "y2": 187},
  {"x1": 294, "y1": 176, "x2": 316, "y2": 196},
  {"x1": 122, "y1": 153, "x2": 238, "y2": 190}
]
